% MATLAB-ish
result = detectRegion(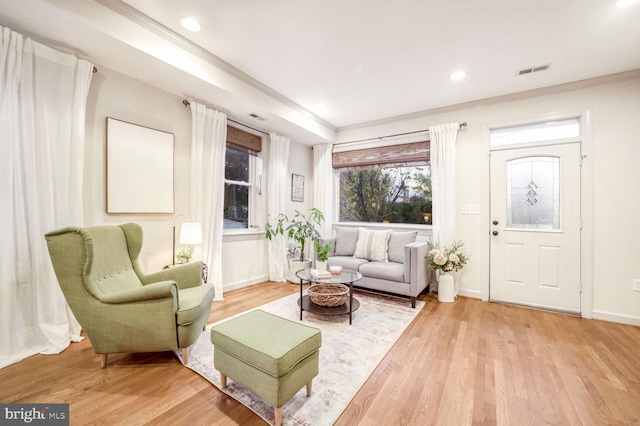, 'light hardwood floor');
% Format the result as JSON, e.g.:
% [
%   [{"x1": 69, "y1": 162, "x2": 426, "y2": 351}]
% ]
[{"x1": 2, "y1": 282, "x2": 639, "y2": 425}]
